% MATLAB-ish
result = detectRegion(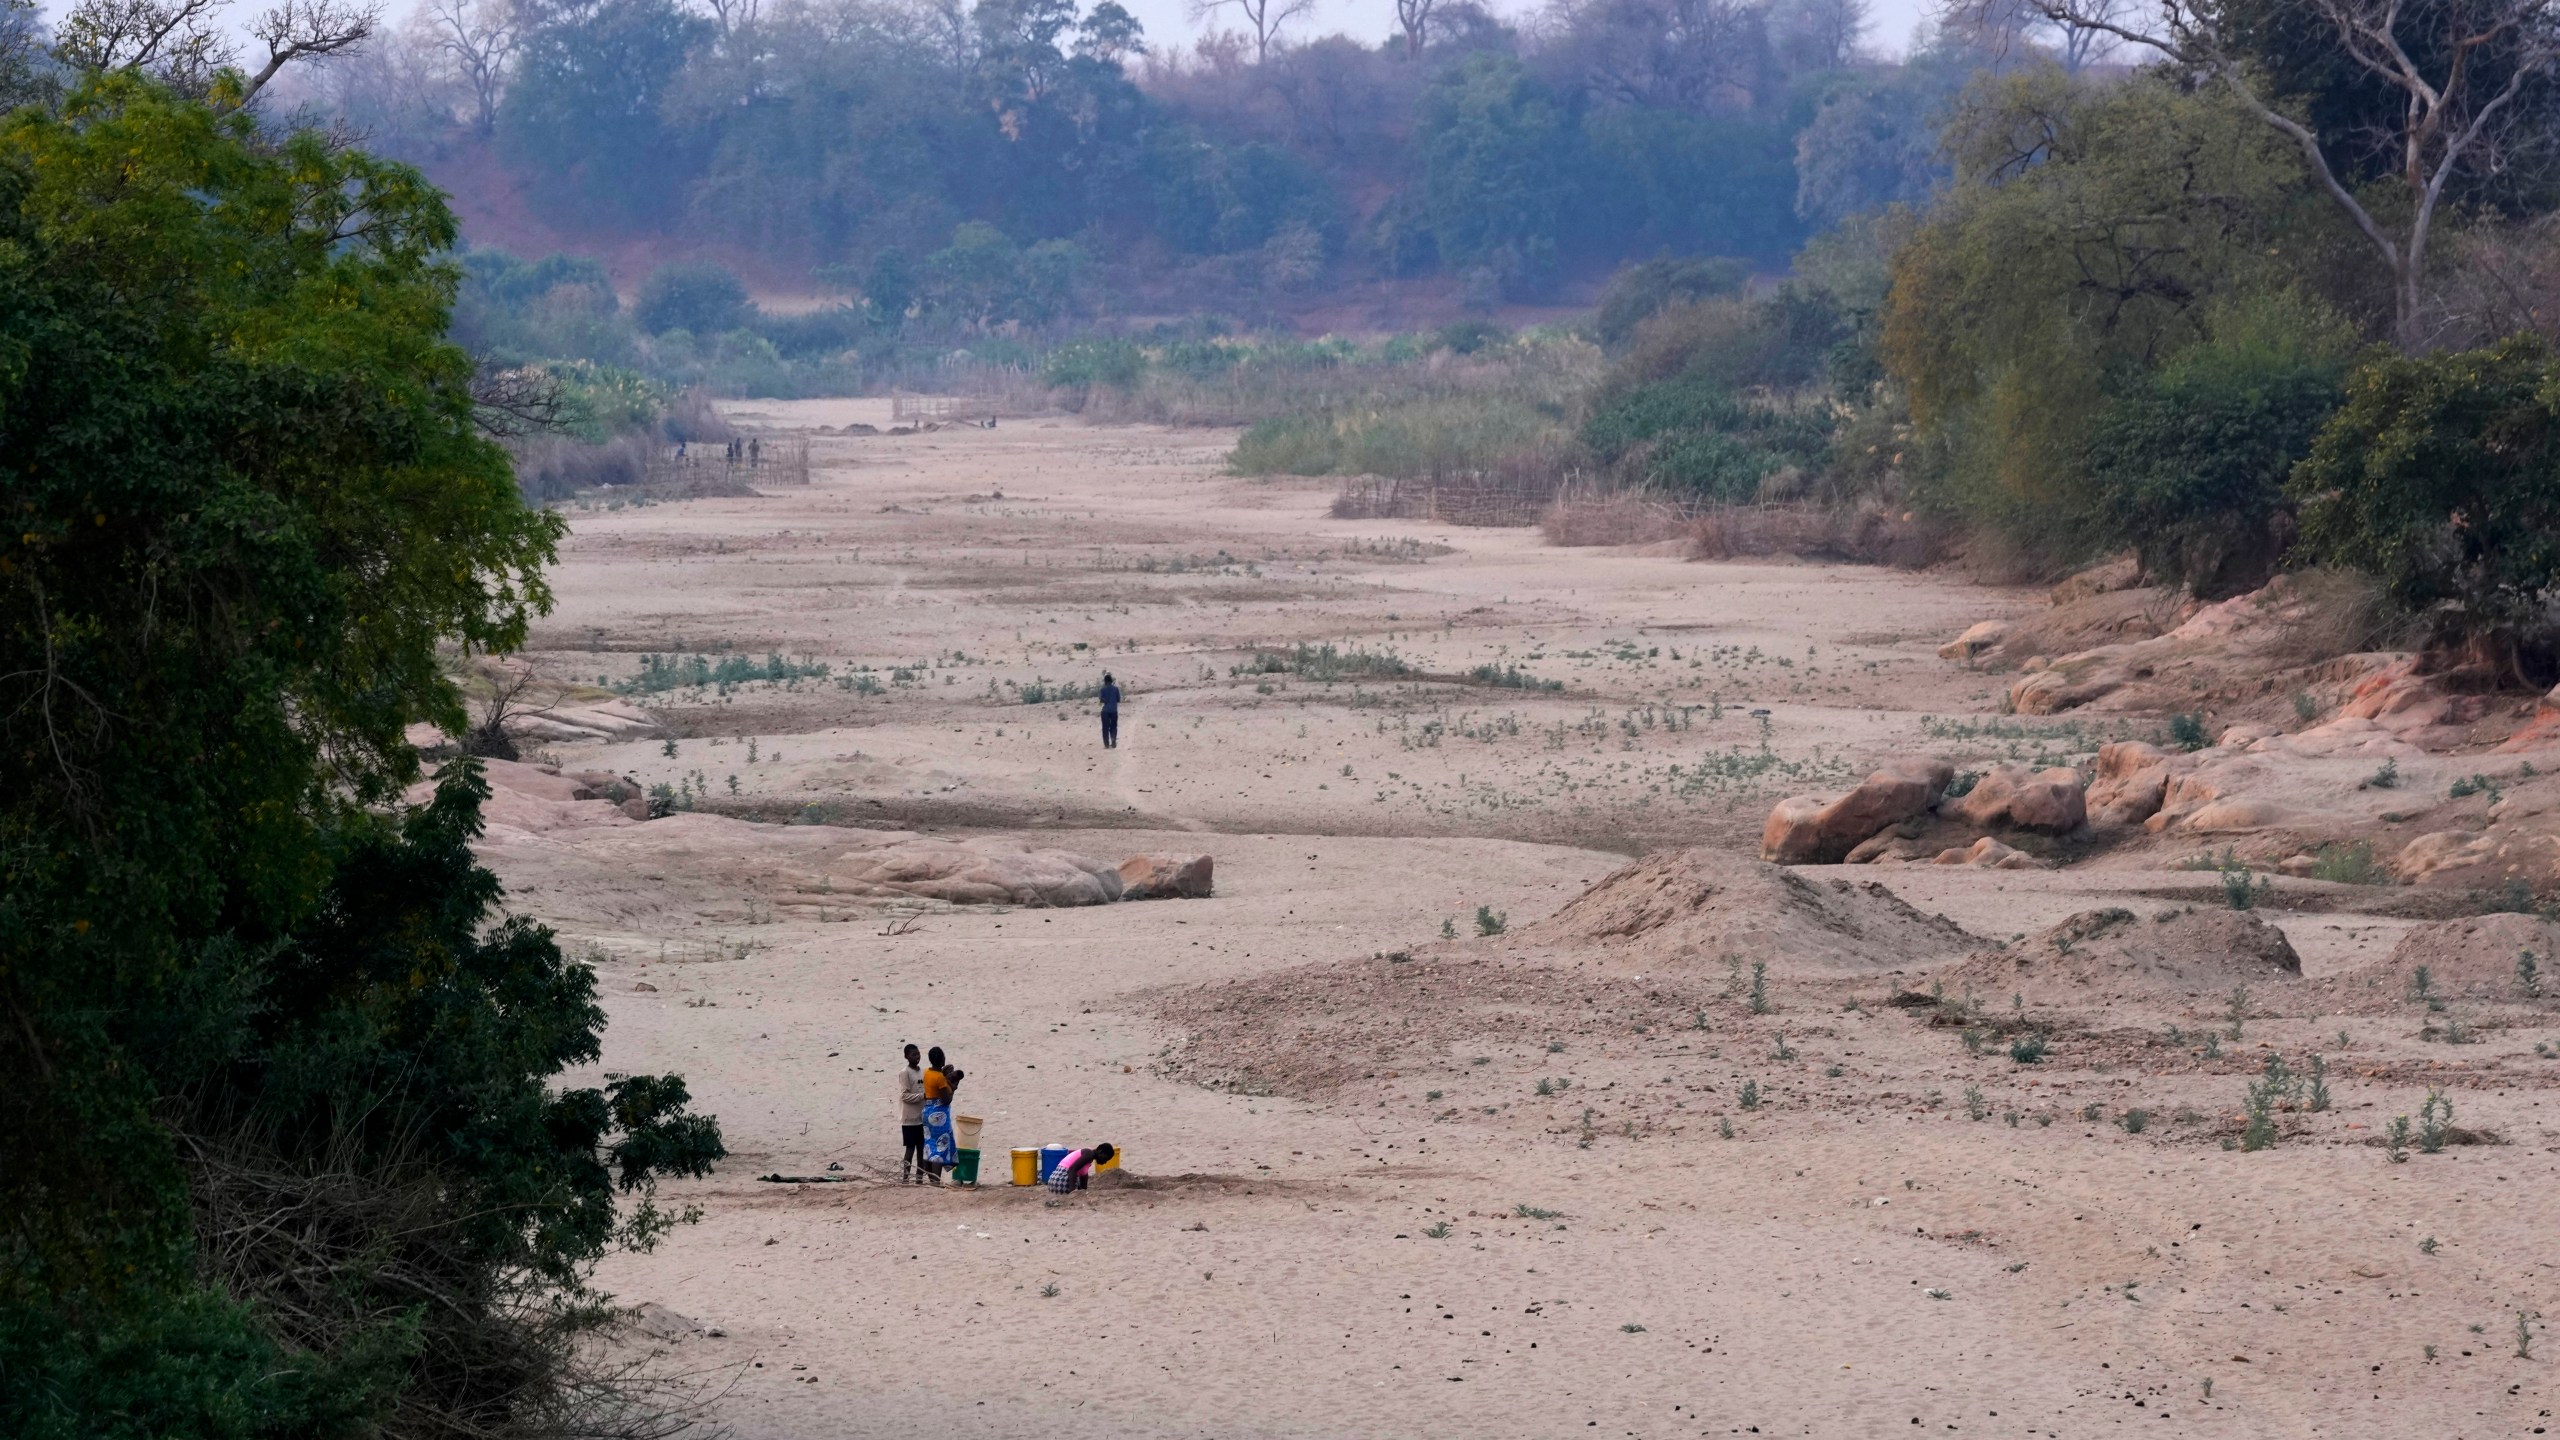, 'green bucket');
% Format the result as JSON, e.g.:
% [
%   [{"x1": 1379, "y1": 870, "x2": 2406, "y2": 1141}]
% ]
[{"x1": 951, "y1": 1148, "x2": 982, "y2": 1187}]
